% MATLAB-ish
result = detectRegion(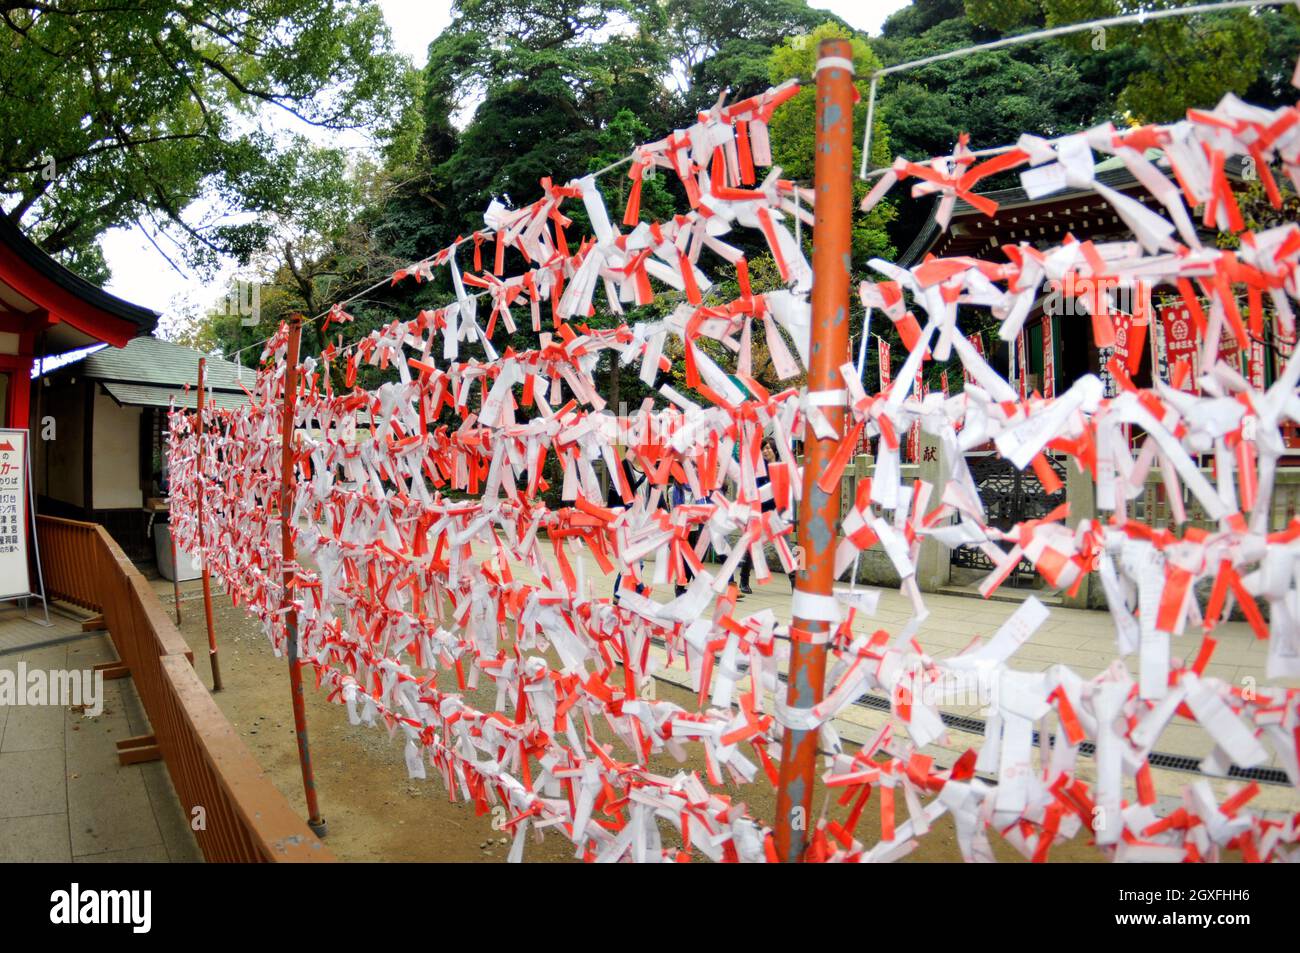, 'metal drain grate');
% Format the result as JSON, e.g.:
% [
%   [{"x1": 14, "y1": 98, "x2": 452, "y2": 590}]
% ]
[
  {"x1": 853, "y1": 690, "x2": 1292, "y2": 786},
  {"x1": 646, "y1": 634, "x2": 1293, "y2": 787}
]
